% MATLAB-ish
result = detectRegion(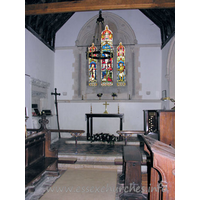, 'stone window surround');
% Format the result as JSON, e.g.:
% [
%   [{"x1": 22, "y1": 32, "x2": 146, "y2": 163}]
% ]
[{"x1": 72, "y1": 12, "x2": 142, "y2": 100}]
